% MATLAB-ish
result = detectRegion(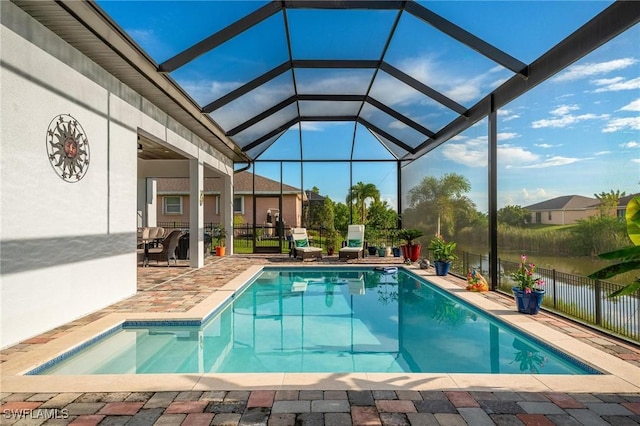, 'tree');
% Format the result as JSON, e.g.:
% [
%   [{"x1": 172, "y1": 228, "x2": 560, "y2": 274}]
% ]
[
  {"x1": 333, "y1": 202, "x2": 350, "y2": 235},
  {"x1": 498, "y1": 205, "x2": 530, "y2": 227},
  {"x1": 346, "y1": 182, "x2": 380, "y2": 224},
  {"x1": 367, "y1": 199, "x2": 397, "y2": 231},
  {"x1": 319, "y1": 195, "x2": 336, "y2": 230},
  {"x1": 594, "y1": 190, "x2": 626, "y2": 217},
  {"x1": 407, "y1": 173, "x2": 472, "y2": 237}
]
